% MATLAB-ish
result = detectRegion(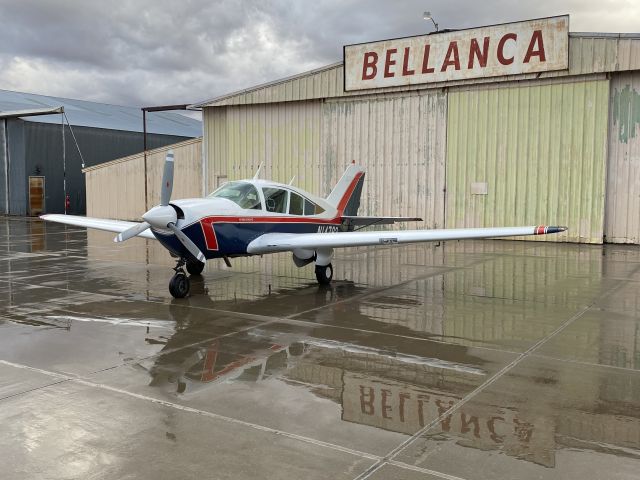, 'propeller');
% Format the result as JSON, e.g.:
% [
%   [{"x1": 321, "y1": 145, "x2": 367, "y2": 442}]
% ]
[
  {"x1": 115, "y1": 221, "x2": 150, "y2": 242},
  {"x1": 114, "y1": 150, "x2": 206, "y2": 263}
]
